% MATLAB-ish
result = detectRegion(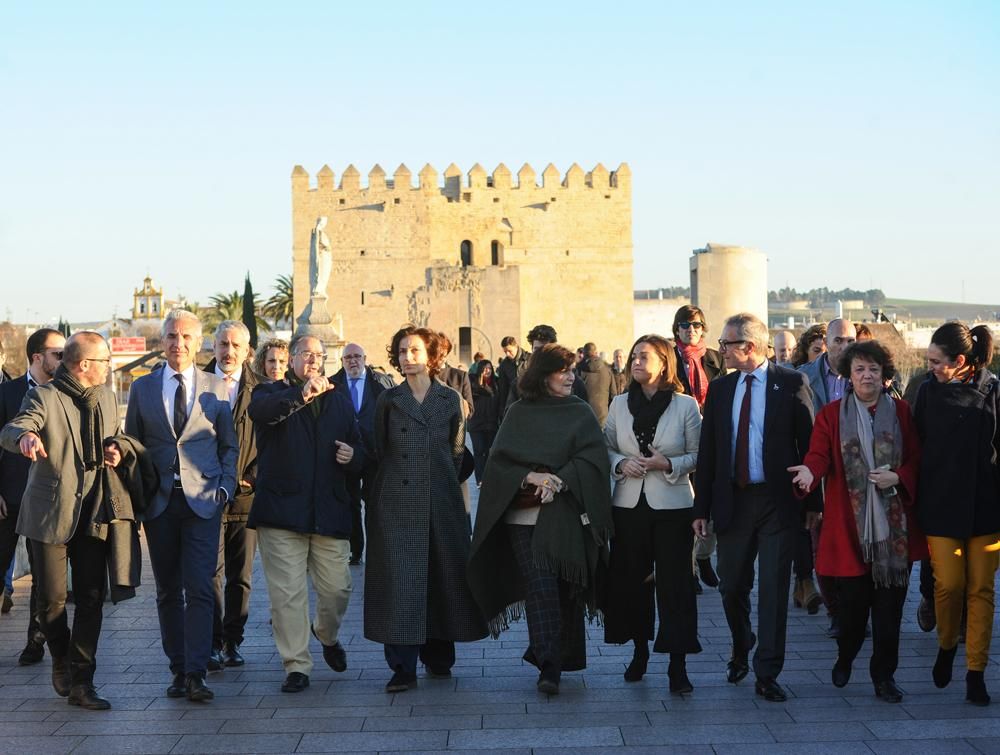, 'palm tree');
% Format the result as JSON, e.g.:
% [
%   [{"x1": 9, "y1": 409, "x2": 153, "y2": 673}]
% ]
[
  {"x1": 263, "y1": 274, "x2": 295, "y2": 329},
  {"x1": 205, "y1": 290, "x2": 270, "y2": 334}
]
